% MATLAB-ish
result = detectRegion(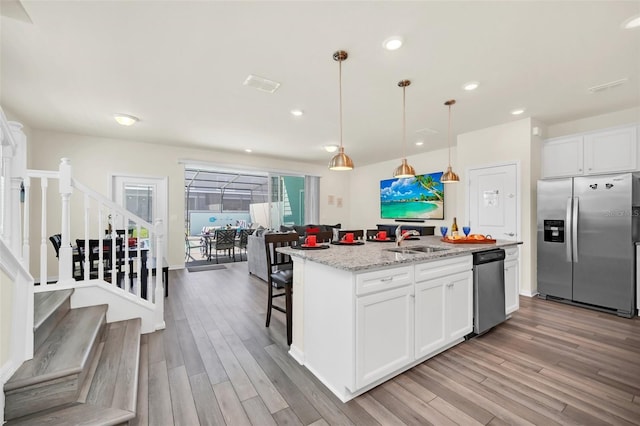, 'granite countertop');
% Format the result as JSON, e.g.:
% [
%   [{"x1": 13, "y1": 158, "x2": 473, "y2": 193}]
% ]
[{"x1": 277, "y1": 235, "x2": 521, "y2": 272}]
